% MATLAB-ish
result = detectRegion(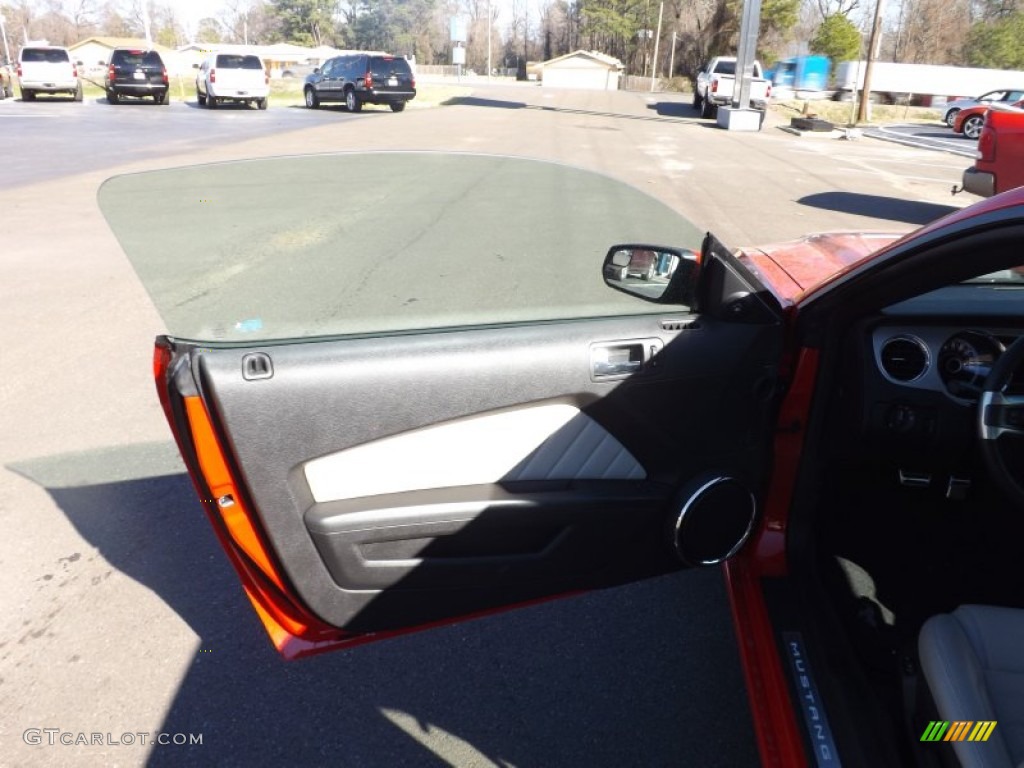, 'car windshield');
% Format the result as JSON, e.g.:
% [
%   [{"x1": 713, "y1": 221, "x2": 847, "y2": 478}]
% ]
[
  {"x1": 97, "y1": 153, "x2": 704, "y2": 343},
  {"x1": 115, "y1": 51, "x2": 162, "y2": 67},
  {"x1": 963, "y1": 267, "x2": 1024, "y2": 284},
  {"x1": 370, "y1": 56, "x2": 411, "y2": 77},
  {"x1": 22, "y1": 49, "x2": 69, "y2": 63},
  {"x1": 216, "y1": 55, "x2": 264, "y2": 69}
]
